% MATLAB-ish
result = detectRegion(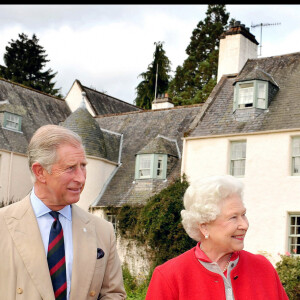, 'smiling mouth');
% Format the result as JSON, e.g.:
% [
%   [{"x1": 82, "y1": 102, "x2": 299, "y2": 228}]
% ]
[{"x1": 232, "y1": 235, "x2": 245, "y2": 240}]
